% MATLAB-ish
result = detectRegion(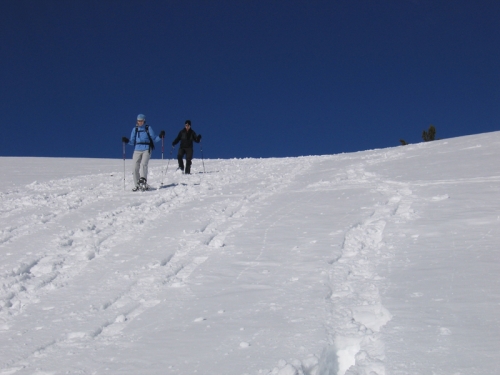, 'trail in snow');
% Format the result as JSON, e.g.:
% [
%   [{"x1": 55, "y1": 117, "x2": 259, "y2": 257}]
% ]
[{"x1": 1, "y1": 157, "x2": 323, "y2": 374}]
